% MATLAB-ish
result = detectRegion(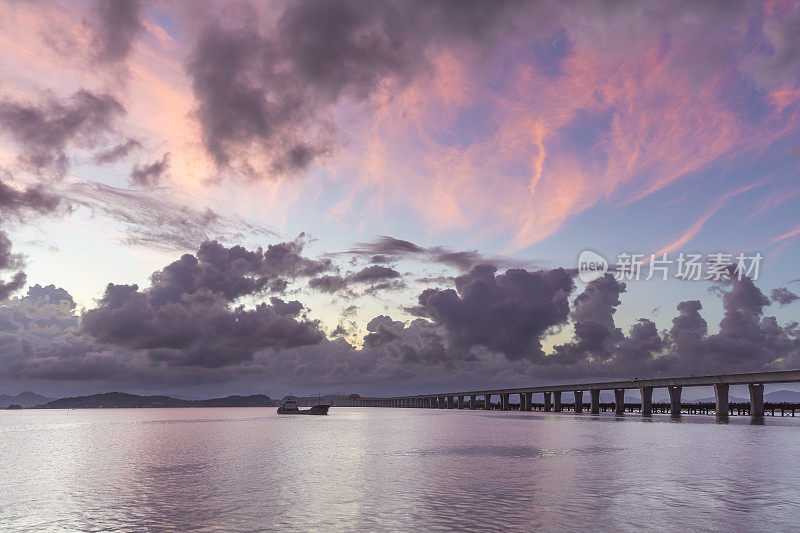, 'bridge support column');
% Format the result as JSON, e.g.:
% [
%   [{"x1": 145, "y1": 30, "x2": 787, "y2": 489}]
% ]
[
  {"x1": 439, "y1": 396, "x2": 447, "y2": 409},
  {"x1": 470, "y1": 395, "x2": 477, "y2": 409},
  {"x1": 458, "y1": 395, "x2": 464, "y2": 409},
  {"x1": 714, "y1": 383, "x2": 729, "y2": 419},
  {"x1": 749, "y1": 383, "x2": 764, "y2": 418},
  {"x1": 543, "y1": 392, "x2": 552, "y2": 412},
  {"x1": 553, "y1": 391, "x2": 562, "y2": 412},
  {"x1": 501, "y1": 393, "x2": 510, "y2": 410},
  {"x1": 574, "y1": 390, "x2": 584, "y2": 413},
  {"x1": 614, "y1": 389, "x2": 625, "y2": 415},
  {"x1": 590, "y1": 389, "x2": 600, "y2": 414},
  {"x1": 522, "y1": 392, "x2": 532, "y2": 411},
  {"x1": 639, "y1": 386, "x2": 653, "y2": 416},
  {"x1": 484, "y1": 394, "x2": 491, "y2": 410},
  {"x1": 668, "y1": 386, "x2": 682, "y2": 417}
]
